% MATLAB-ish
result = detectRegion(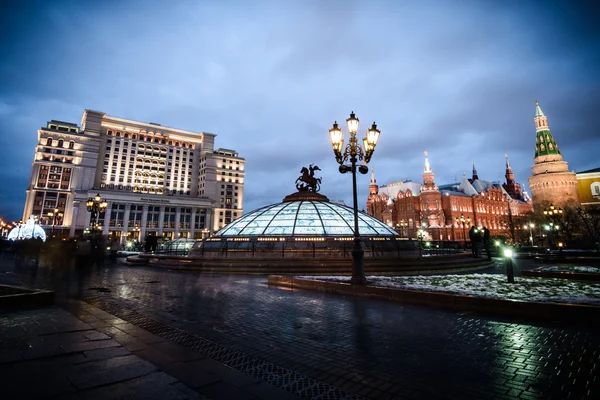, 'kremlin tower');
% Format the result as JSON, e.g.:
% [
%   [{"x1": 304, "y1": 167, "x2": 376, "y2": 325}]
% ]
[{"x1": 527, "y1": 101, "x2": 579, "y2": 207}]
